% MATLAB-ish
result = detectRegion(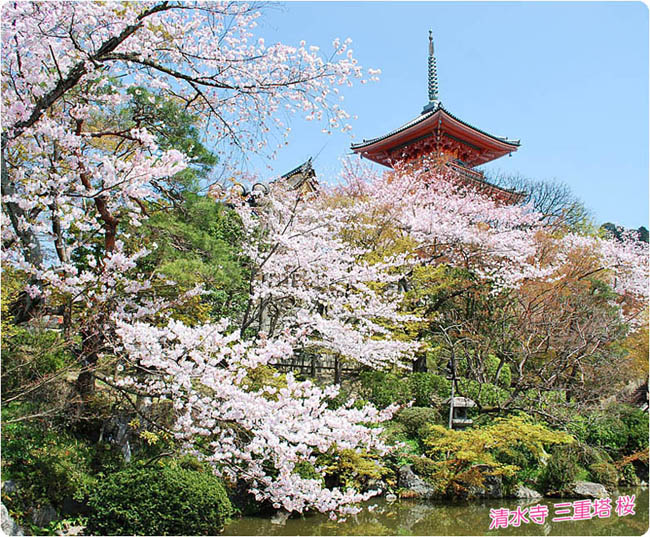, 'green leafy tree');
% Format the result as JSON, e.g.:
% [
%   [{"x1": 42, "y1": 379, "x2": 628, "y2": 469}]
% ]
[{"x1": 136, "y1": 193, "x2": 249, "y2": 323}]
